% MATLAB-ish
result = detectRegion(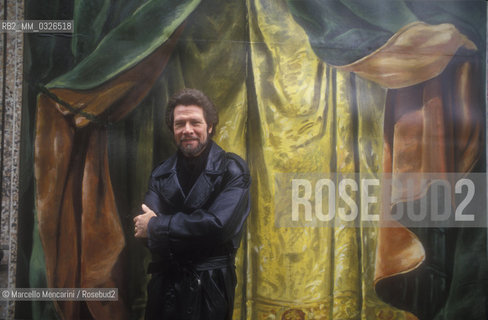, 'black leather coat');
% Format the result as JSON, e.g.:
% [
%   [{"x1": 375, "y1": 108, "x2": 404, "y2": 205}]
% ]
[{"x1": 143, "y1": 142, "x2": 251, "y2": 320}]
